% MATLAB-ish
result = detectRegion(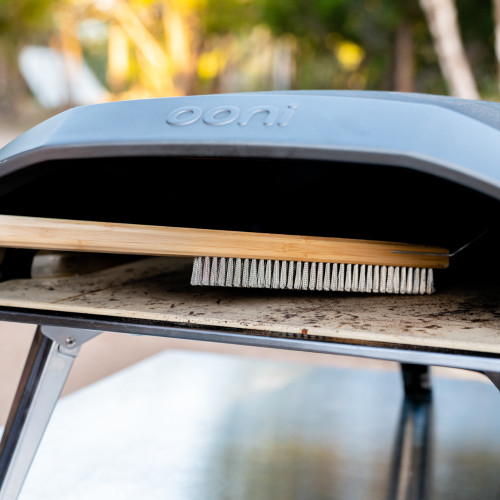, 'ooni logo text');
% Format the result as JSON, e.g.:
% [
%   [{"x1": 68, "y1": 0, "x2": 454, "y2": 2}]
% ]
[{"x1": 166, "y1": 104, "x2": 298, "y2": 127}]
